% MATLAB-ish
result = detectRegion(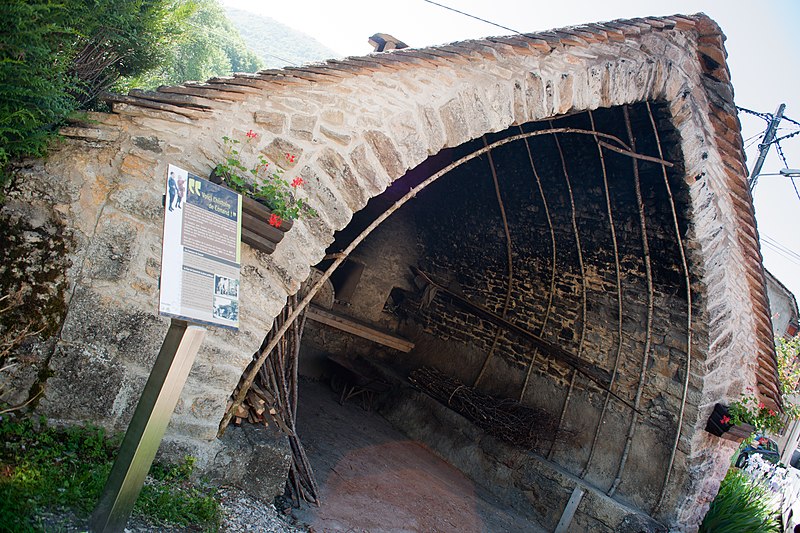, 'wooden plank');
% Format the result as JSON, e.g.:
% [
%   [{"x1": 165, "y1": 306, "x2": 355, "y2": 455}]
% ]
[
  {"x1": 128, "y1": 89, "x2": 216, "y2": 109},
  {"x1": 242, "y1": 211, "x2": 285, "y2": 242},
  {"x1": 241, "y1": 196, "x2": 293, "y2": 231},
  {"x1": 554, "y1": 486, "x2": 585, "y2": 533},
  {"x1": 307, "y1": 305, "x2": 414, "y2": 352},
  {"x1": 100, "y1": 92, "x2": 208, "y2": 119},
  {"x1": 241, "y1": 228, "x2": 277, "y2": 254},
  {"x1": 411, "y1": 267, "x2": 612, "y2": 386}
]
